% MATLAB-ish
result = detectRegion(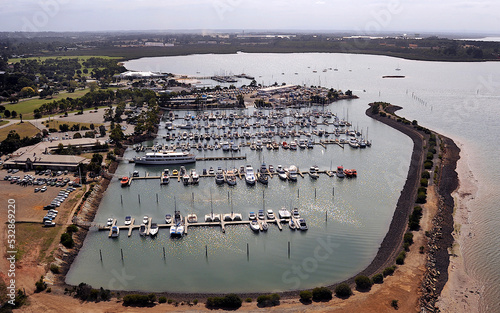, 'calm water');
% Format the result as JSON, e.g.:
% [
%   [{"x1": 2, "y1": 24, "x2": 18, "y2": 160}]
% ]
[{"x1": 67, "y1": 53, "x2": 500, "y2": 310}]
